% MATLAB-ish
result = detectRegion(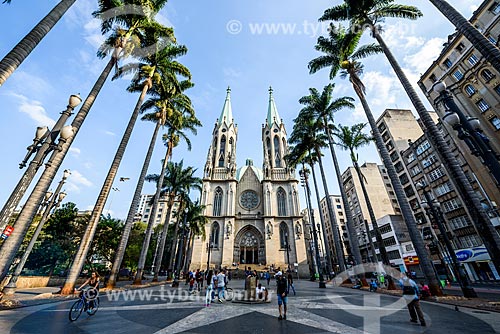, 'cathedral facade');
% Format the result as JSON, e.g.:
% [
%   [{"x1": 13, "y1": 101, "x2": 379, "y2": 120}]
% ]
[{"x1": 189, "y1": 88, "x2": 309, "y2": 275}]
